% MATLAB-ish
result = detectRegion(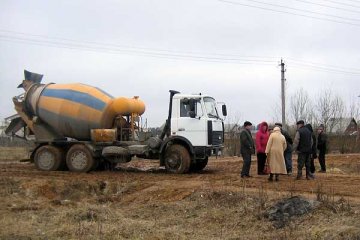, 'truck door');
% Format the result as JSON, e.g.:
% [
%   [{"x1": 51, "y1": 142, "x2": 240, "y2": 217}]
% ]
[{"x1": 174, "y1": 98, "x2": 207, "y2": 146}]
